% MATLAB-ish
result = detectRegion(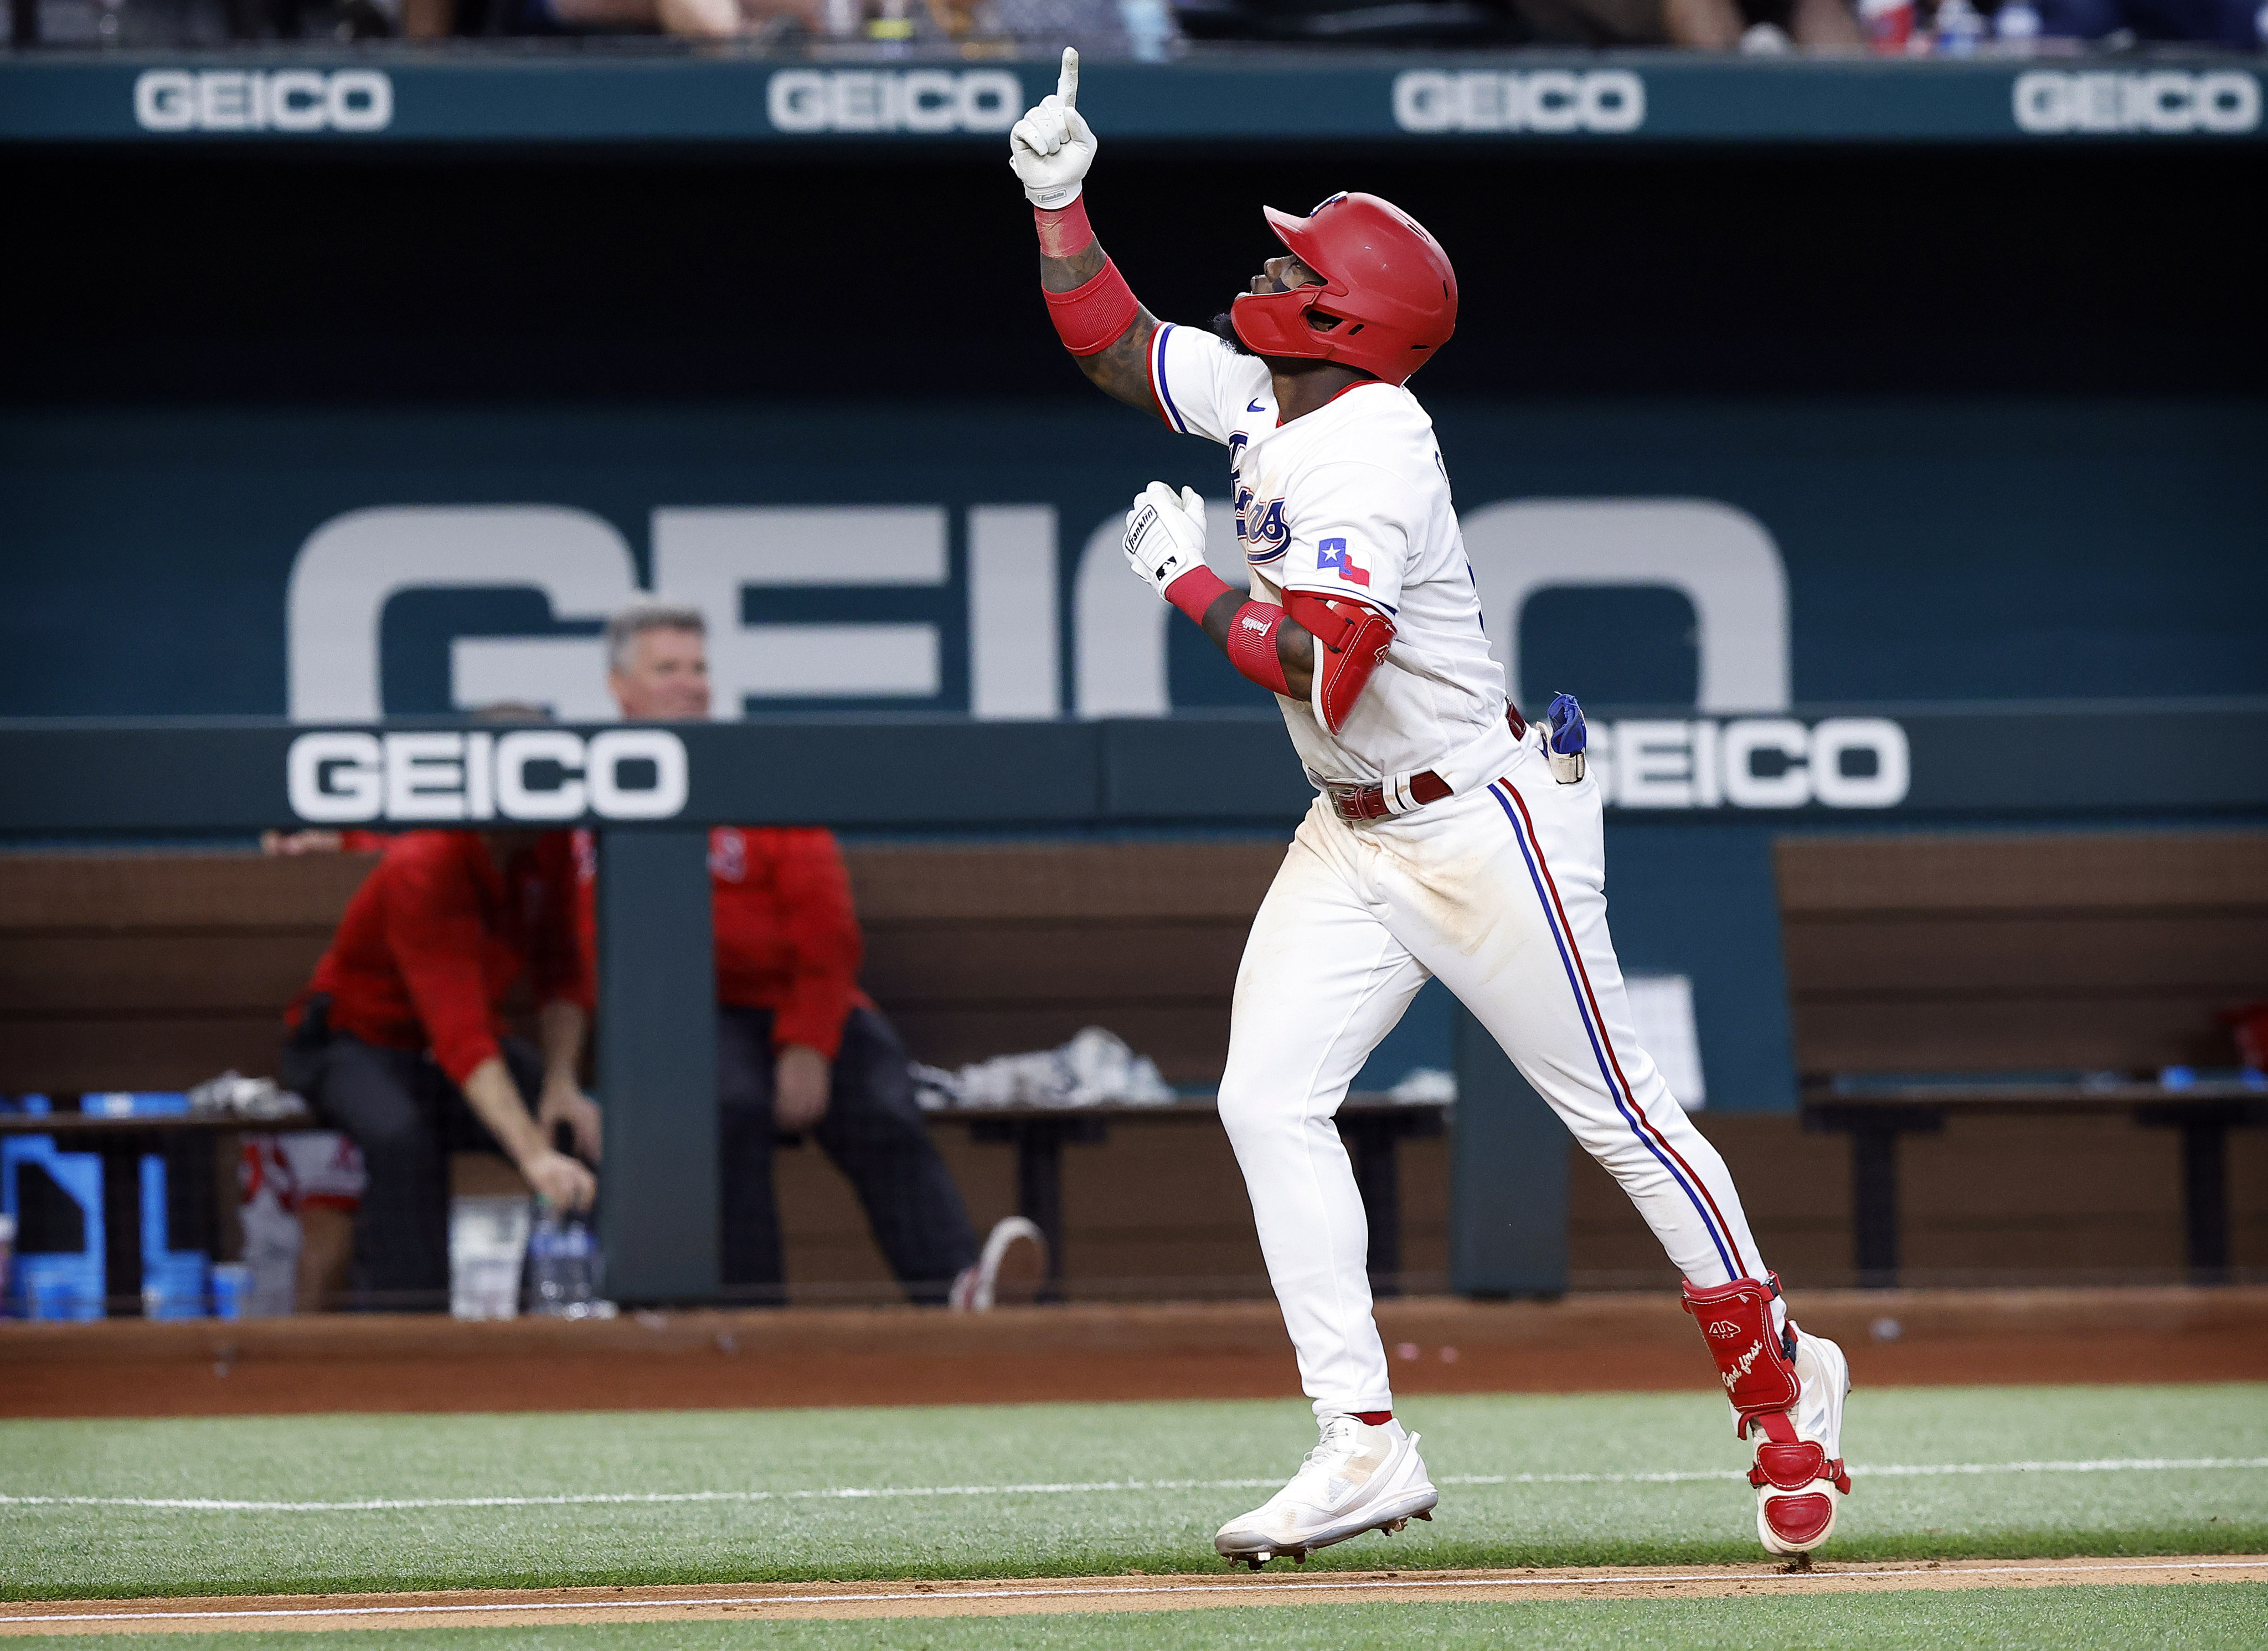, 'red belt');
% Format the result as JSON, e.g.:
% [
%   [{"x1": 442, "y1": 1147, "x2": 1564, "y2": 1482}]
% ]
[{"x1": 1328, "y1": 704, "x2": 1526, "y2": 824}]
